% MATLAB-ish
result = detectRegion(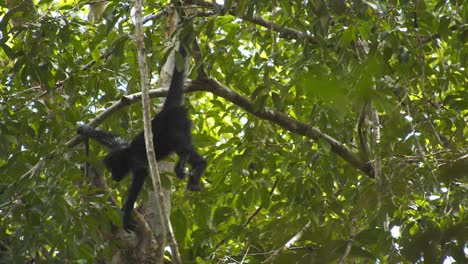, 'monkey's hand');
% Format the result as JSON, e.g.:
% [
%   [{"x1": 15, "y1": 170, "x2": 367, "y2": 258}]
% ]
[{"x1": 175, "y1": 168, "x2": 187, "y2": 180}]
